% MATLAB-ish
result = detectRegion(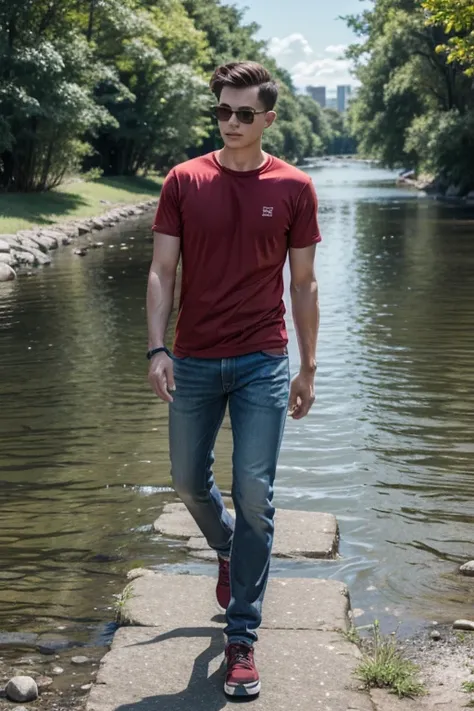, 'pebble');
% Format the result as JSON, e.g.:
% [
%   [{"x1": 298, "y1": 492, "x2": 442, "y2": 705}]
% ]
[
  {"x1": 453, "y1": 620, "x2": 474, "y2": 631},
  {"x1": 430, "y1": 630, "x2": 441, "y2": 641},
  {"x1": 81, "y1": 684, "x2": 93, "y2": 691},
  {"x1": 6, "y1": 676, "x2": 38, "y2": 702},
  {"x1": 460, "y1": 561, "x2": 474, "y2": 577},
  {"x1": 51, "y1": 666, "x2": 64, "y2": 675},
  {"x1": 71, "y1": 655, "x2": 90, "y2": 665},
  {"x1": 36, "y1": 675, "x2": 54, "y2": 691}
]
